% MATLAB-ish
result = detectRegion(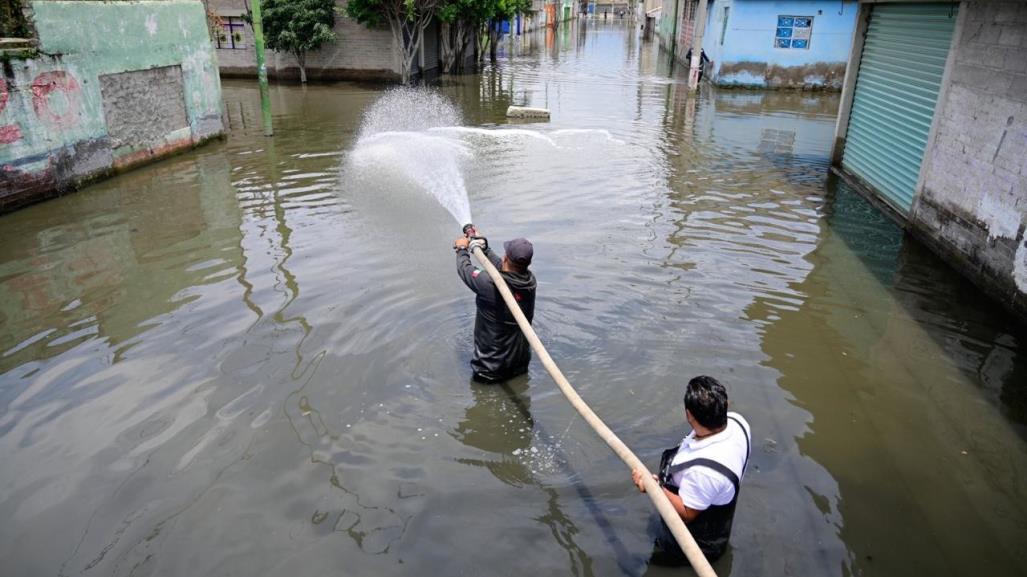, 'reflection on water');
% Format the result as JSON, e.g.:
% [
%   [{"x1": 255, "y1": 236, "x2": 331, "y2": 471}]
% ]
[
  {"x1": 1, "y1": 19, "x2": 1025, "y2": 577},
  {"x1": 757, "y1": 182, "x2": 1027, "y2": 576}
]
